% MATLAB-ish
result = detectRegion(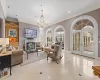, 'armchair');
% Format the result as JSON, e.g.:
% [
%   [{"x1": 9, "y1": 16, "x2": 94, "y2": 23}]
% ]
[
  {"x1": 46, "y1": 43, "x2": 63, "y2": 64},
  {"x1": 36, "y1": 42, "x2": 43, "y2": 57},
  {"x1": 36, "y1": 42, "x2": 43, "y2": 51}
]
